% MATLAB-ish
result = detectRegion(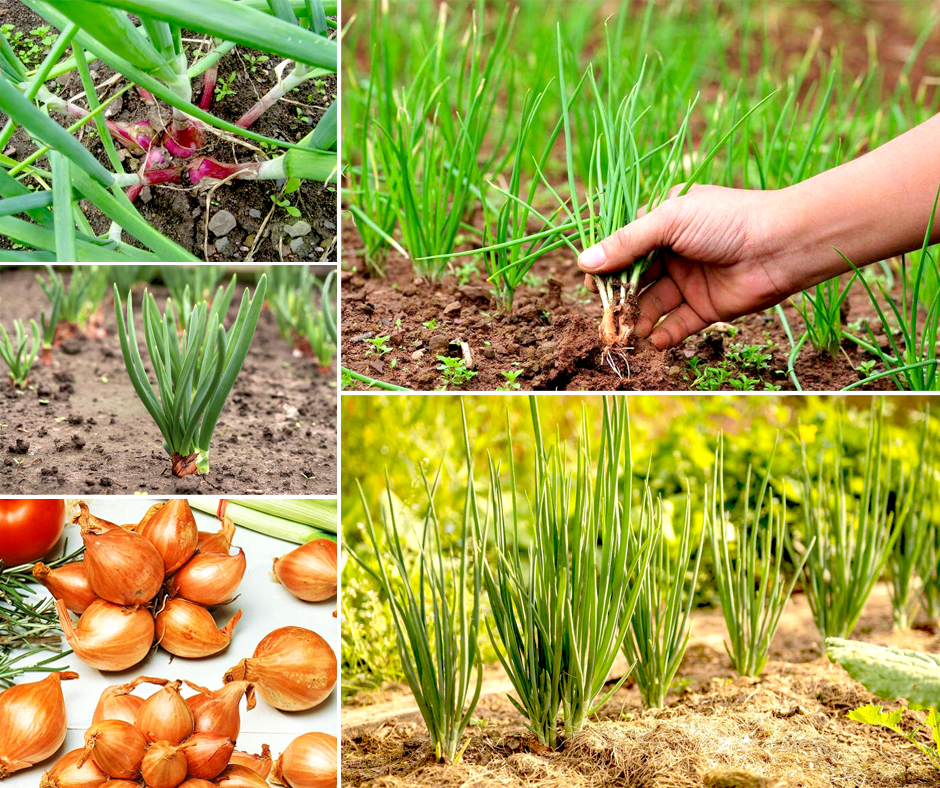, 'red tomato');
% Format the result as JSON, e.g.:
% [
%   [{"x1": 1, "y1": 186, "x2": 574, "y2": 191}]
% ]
[{"x1": 0, "y1": 500, "x2": 66, "y2": 566}]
